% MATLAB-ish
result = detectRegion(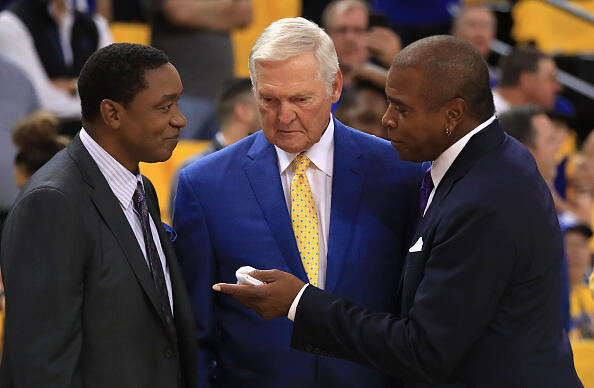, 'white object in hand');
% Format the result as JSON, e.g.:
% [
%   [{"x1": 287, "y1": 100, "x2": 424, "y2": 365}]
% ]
[{"x1": 236, "y1": 266, "x2": 264, "y2": 286}]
